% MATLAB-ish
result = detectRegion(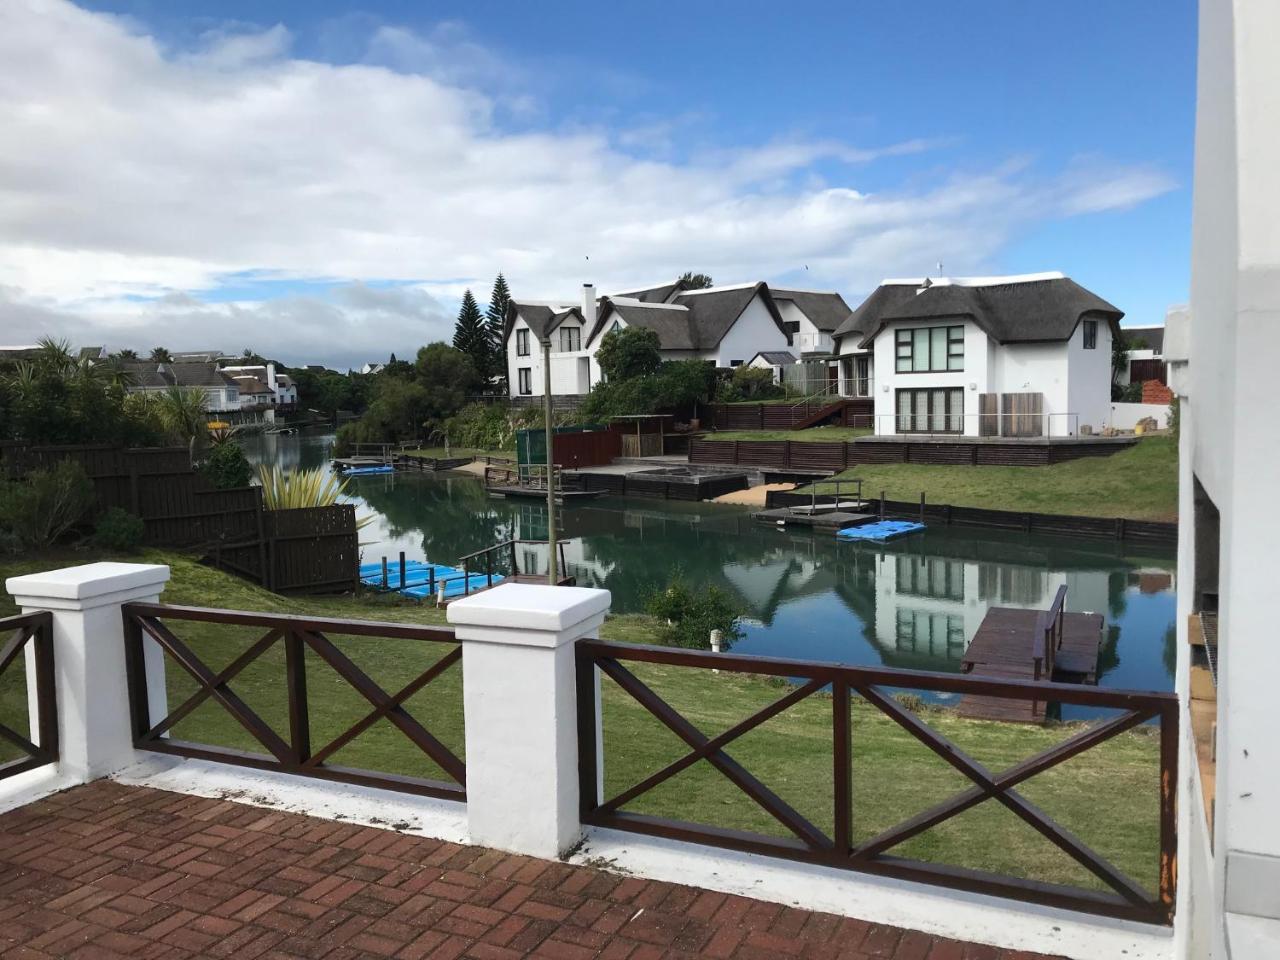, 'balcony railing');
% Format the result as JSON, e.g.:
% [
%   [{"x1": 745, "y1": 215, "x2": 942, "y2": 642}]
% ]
[
  {"x1": 122, "y1": 602, "x2": 466, "y2": 801},
  {"x1": 576, "y1": 639, "x2": 1178, "y2": 926},
  {"x1": 0, "y1": 611, "x2": 57, "y2": 782}
]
